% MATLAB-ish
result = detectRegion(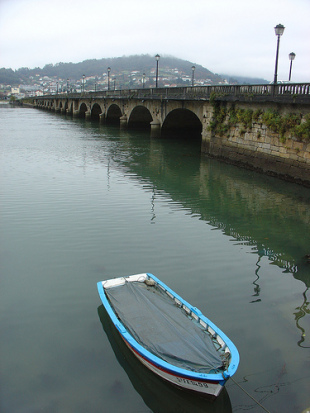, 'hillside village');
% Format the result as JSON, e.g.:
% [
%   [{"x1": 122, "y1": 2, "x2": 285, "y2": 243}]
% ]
[
  {"x1": 0, "y1": 55, "x2": 230, "y2": 100},
  {"x1": 1, "y1": 67, "x2": 225, "y2": 100}
]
